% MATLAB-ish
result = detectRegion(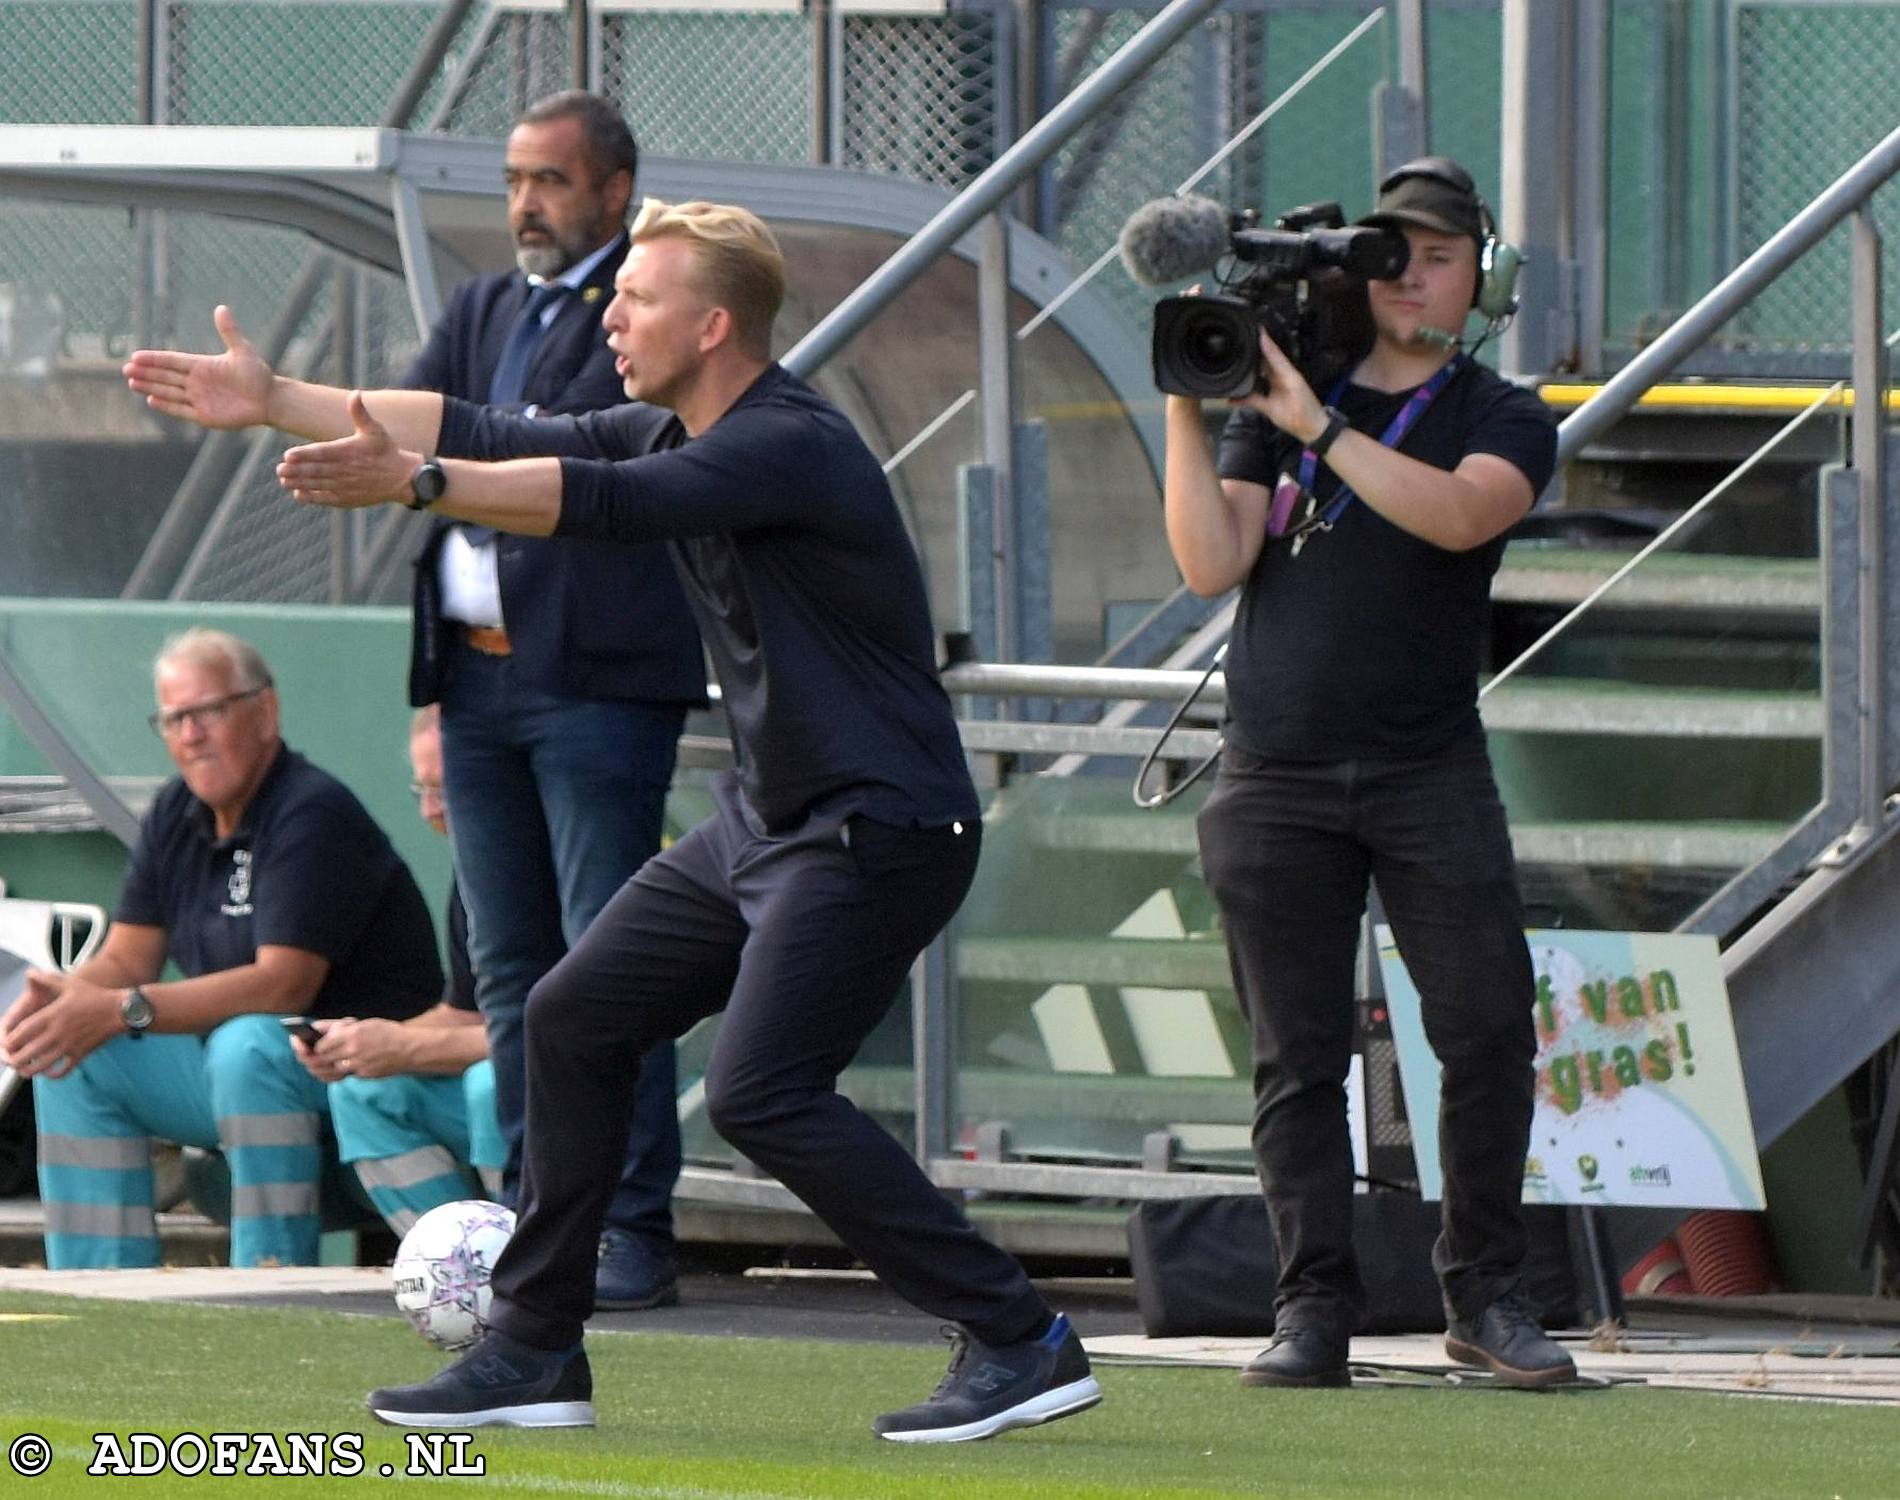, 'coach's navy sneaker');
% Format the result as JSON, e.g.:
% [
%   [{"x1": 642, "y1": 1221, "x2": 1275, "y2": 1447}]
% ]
[
  {"x1": 596, "y1": 1227, "x2": 679, "y2": 1311},
  {"x1": 872, "y1": 1313, "x2": 1102, "y2": 1443},
  {"x1": 367, "y1": 1330, "x2": 595, "y2": 1428},
  {"x1": 1444, "y1": 1293, "x2": 1576, "y2": 1388}
]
